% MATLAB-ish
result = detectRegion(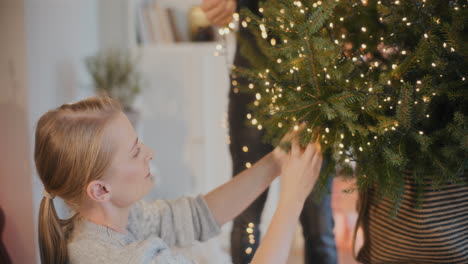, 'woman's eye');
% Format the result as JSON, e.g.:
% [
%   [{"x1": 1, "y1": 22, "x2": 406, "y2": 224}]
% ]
[{"x1": 133, "y1": 148, "x2": 141, "y2": 158}]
